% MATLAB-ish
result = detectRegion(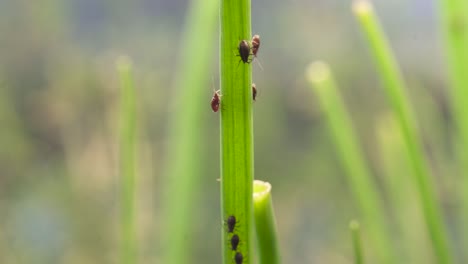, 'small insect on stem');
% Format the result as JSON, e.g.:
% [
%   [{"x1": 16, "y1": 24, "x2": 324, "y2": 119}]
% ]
[
  {"x1": 230, "y1": 234, "x2": 240, "y2": 251},
  {"x1": 211, "y1": 90, "x2": 221, "y2": 112},
  {"x1": 225, "y1": 215, "x2": 238, "y2": 233},
  {"x1": 238, "y1": 40, "x2": 251, "y2": 64},
  {"x1": 250, "y1": 35, "x2": 263, "y2": 70},
  {"x1": 251, "y1": 35, "x2": 260, "y2": 57},
  {"x1": 234, "y1": 252, "x2": 244, "y2": 264},
  {"x1": 252, "y1": 83, "x2": 257, "y2": 101}
]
